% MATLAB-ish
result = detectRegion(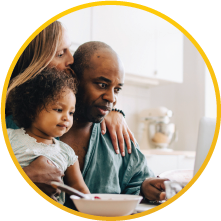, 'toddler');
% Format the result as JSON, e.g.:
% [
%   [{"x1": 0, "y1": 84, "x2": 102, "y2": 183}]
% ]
[{"x1": 7, "y1": 68, "x2": 90, "y2": 203}]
